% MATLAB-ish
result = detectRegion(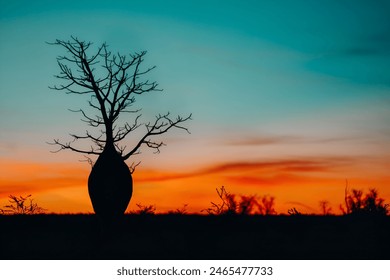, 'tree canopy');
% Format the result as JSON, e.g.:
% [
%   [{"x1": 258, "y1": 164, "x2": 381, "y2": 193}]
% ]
[{"x1": 49, "y1": 37, "x2": 191, "y2": 163}]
